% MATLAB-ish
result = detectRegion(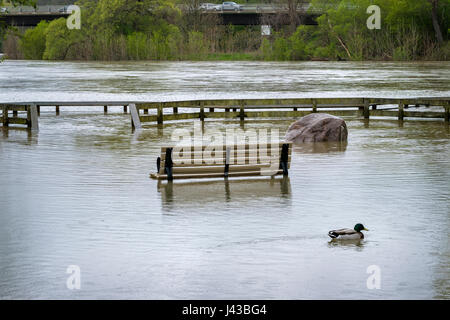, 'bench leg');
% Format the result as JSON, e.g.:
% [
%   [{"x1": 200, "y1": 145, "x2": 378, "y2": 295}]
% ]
[
  {"x1": 280, "y1": 143, "x2": 289, "y2": 176},
  {"x1": 165, "y1": 167, "x2": 173, "y2": 181},
  {"x1": 280, "y1": 161, "x2": 288, "y2": 176}
]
